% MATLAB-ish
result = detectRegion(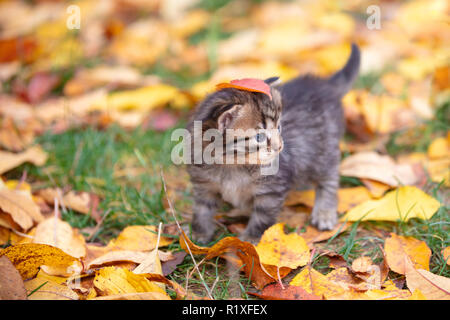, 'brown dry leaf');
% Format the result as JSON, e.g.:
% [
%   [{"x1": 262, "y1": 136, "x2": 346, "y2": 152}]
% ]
[
  {"x1": 179, "y1": 230, "x2": 275, "y2": 289},
  {"x1": 0, "y1": 145, "x2": 47, "y2": 175},
  {"x1": 351, "y1": 256, "x2": 373, "y2": 273},
  {"x1": 298, "y1": 223, "x2": 350, "y2": 247},
  {"x1": 384, "y1": 233, "x2": 431, "y2": 275},
  {"x1": 0, "y1": 187, "x2": 44, "y2": 231},
  {"x1": 0, "y1": 243, "x2": 80, "y2": 280},
  {"x1": 161, "y1": 251, "x2": 187, "y2": 276},
  {"x1": 285, "y1": 187, "x2": 373, "y2": 213},
  {"x1": 37, "y1": 188, "x2": 102, "y2": 222},
  {"x1": 106, "y1": 225, "x2": 173, "y2": 252},
  {"x1": 341, "y1": 186, "x2": 441, "y2": 222},
  {"x1": 249, "y1": 283, "x2": 321, "y2": 300},
  {"x1": 404, "y1": 256, "x2": 450, "y2": 300},
  {"x1": 93, "y1": 266, "x2": 170, "y2": 299},
  {"x1": 0, "y1": 255, "x2": 27, "y2": 300},
  {"x1": 33, "y1": 217, "x2": 86, "y2": 259},
  {"x1": 255, "y1": 223, "x2": 310, "y2": 270},
  {"x1": 340, "y1": 151, "x2": 419, "y2": 186}
]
